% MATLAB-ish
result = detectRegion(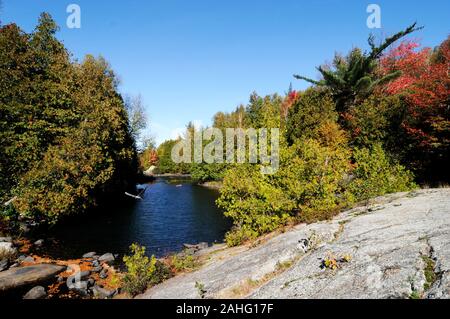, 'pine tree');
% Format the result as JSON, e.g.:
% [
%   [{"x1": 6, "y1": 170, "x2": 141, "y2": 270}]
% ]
[{"x1": 294, "y1": 23, "x2": 422, "y2": 113}]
